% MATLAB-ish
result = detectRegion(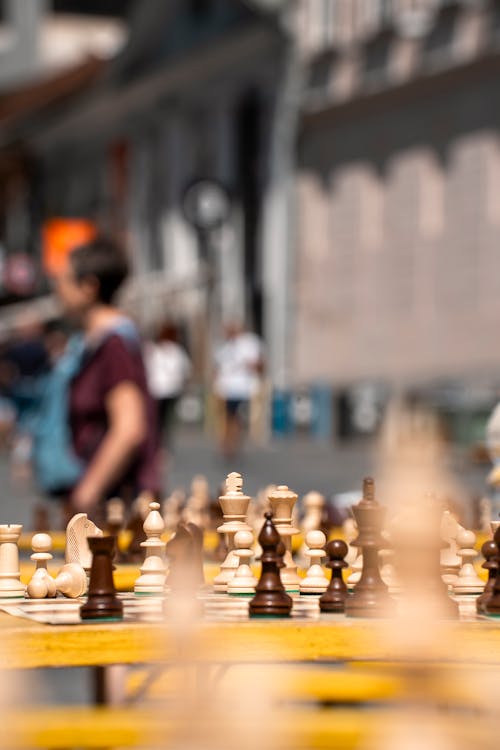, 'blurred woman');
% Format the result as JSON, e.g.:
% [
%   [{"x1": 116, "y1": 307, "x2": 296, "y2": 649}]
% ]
[{"x1": 51, "y1": 235, "x2": 159, "y2": 519}]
